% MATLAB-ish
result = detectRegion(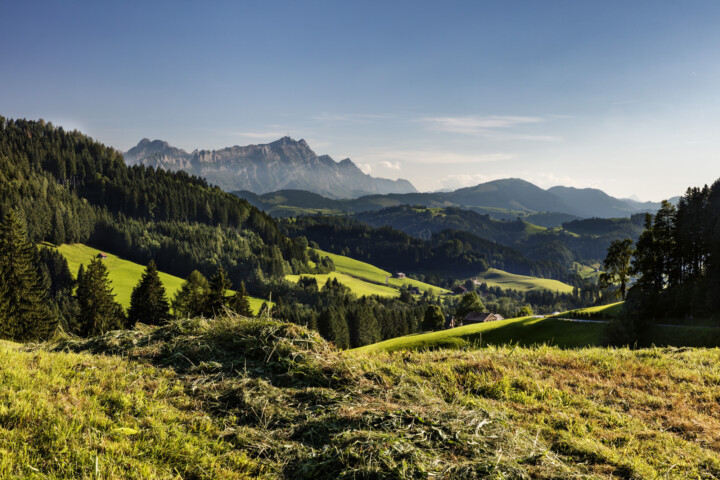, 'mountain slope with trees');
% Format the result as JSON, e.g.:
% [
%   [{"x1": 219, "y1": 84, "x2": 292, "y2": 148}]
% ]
[{"x1": 234, "y1": 178, "x2": 666, "y2": 222}]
